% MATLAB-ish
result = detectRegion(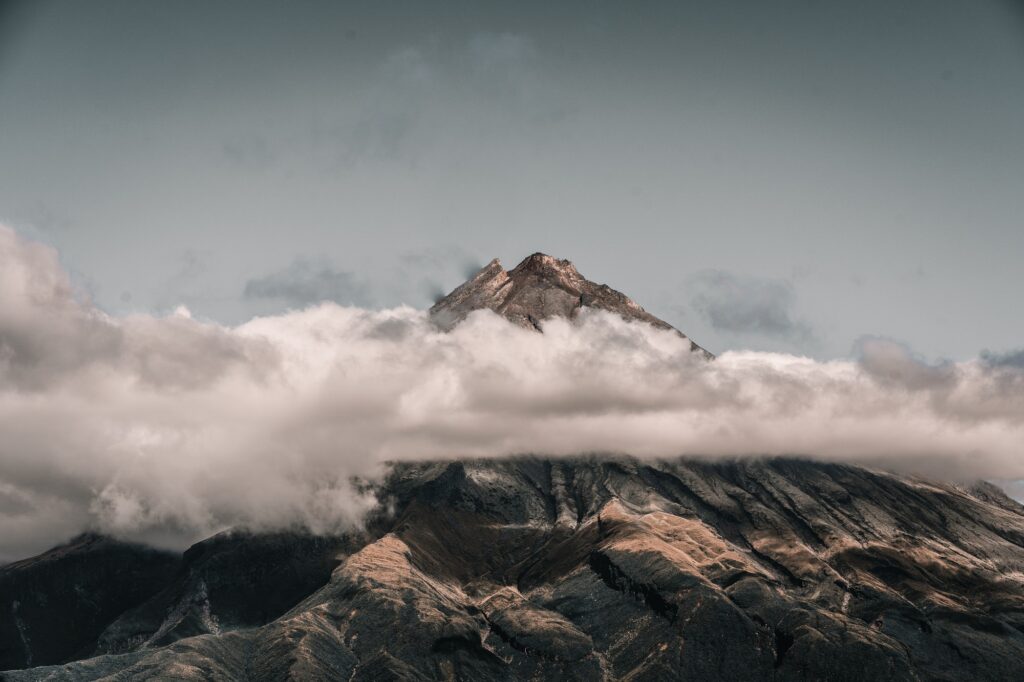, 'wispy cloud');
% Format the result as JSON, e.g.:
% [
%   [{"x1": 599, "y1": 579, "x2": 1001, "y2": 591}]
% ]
[
  {"x1": 688, "y1": 270, "x2": 815, "y2": 344},
  {"x1": 981, "y1": 348, "x2": 1024, "y2": 369},
  {"x1": 244, "y1": 257, "x2": 371, "y2": 308},
  {"x1": 398, "y1": 246, "x2": 484, "y2": 305},
  {"x1": 308, "y1": 32, "x2": 565, "y2": 170},
  {"x1": 222, "y1": 133, "x2": 277, "y2": 169}
]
